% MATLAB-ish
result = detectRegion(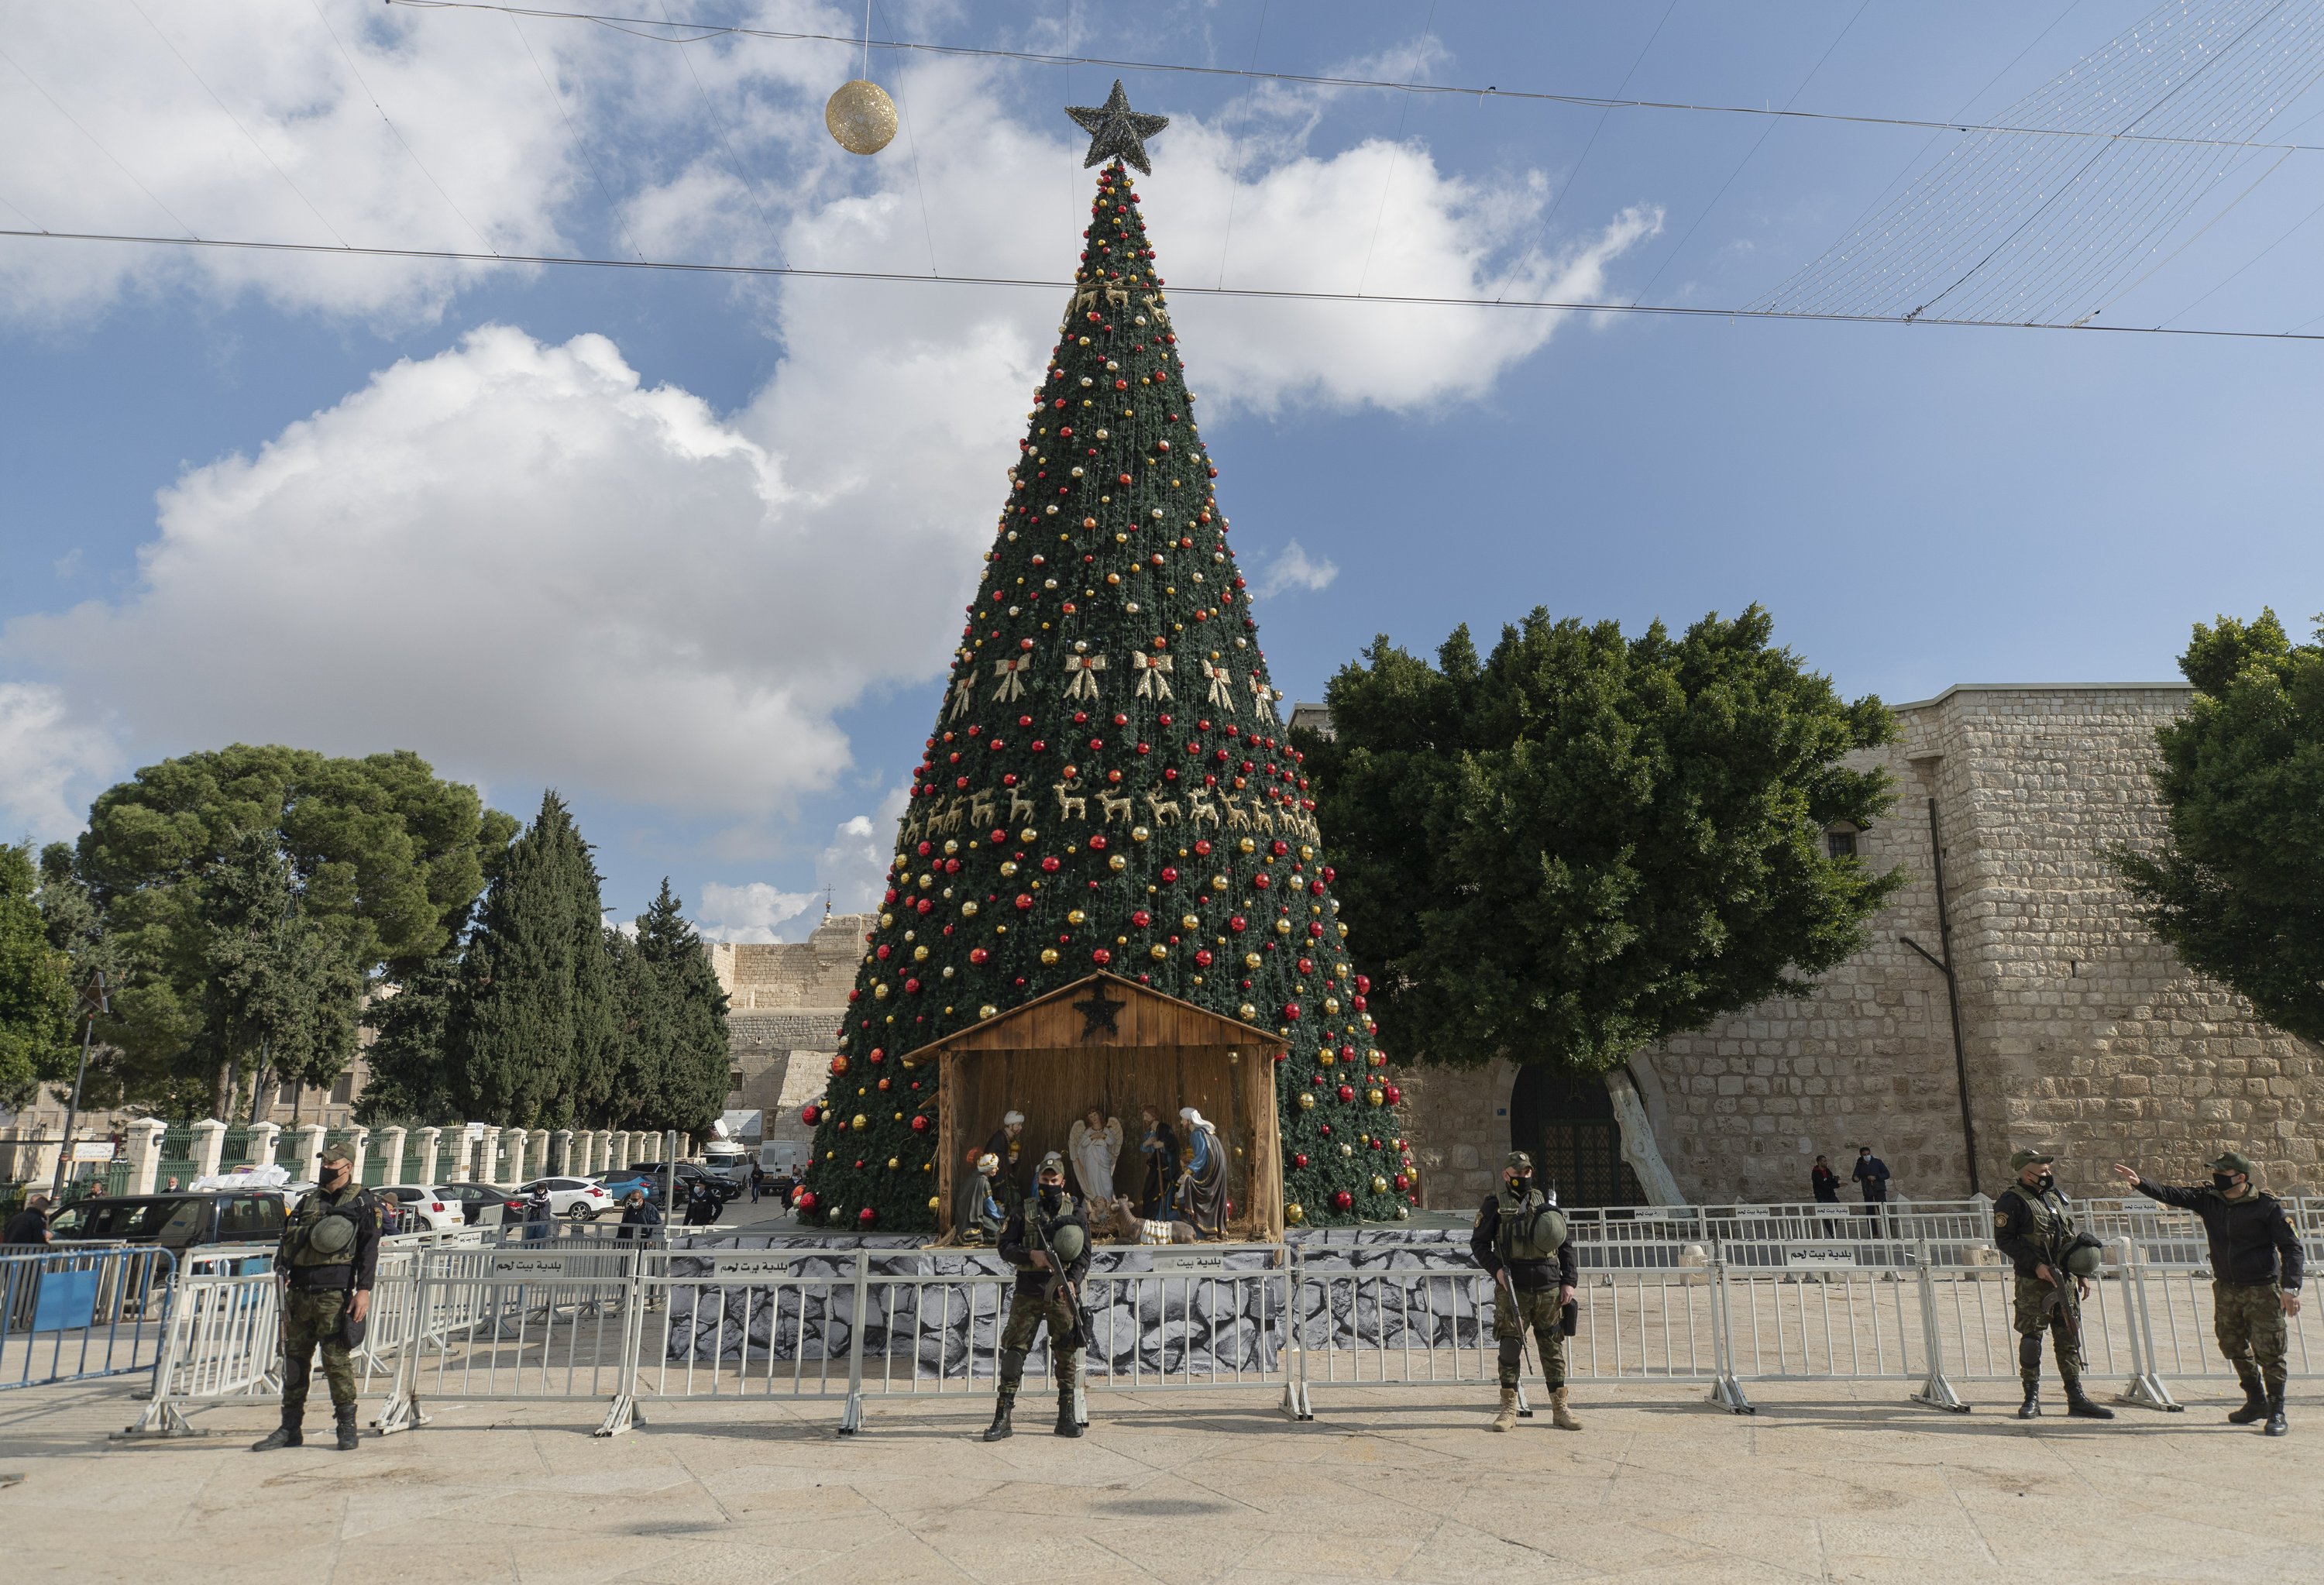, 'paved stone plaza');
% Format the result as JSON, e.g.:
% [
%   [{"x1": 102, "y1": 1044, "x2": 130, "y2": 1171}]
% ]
[{"x1": 3, "y1": 1376, "x2": 2316, "y2": 1583}]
